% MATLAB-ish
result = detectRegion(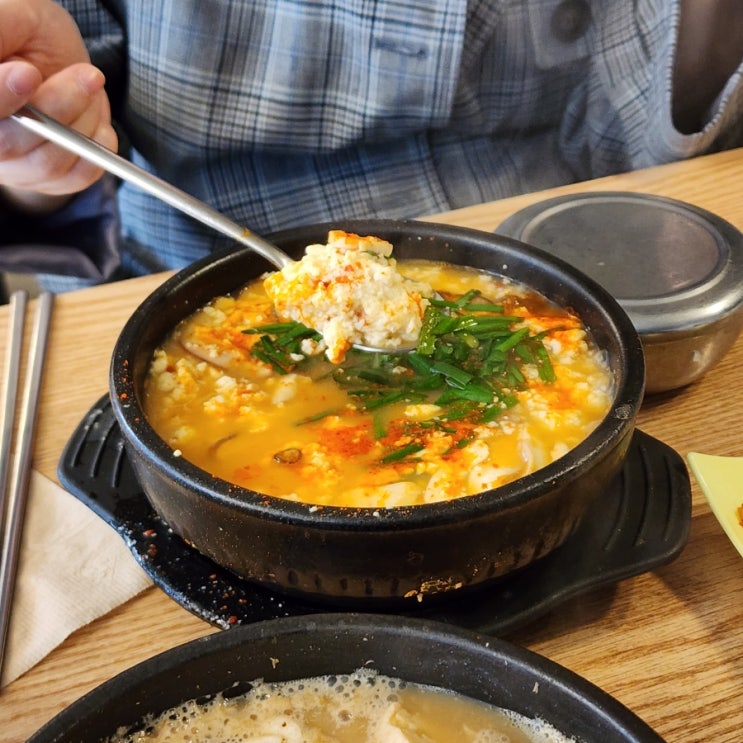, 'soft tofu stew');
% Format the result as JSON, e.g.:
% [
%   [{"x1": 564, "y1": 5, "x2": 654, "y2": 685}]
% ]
[
  {"x1": 108, "y1": 669, "x2": 575, "y2": 743},
  {"x1": 144, "y1": 232, "x2": 613, "y2": 508}
]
